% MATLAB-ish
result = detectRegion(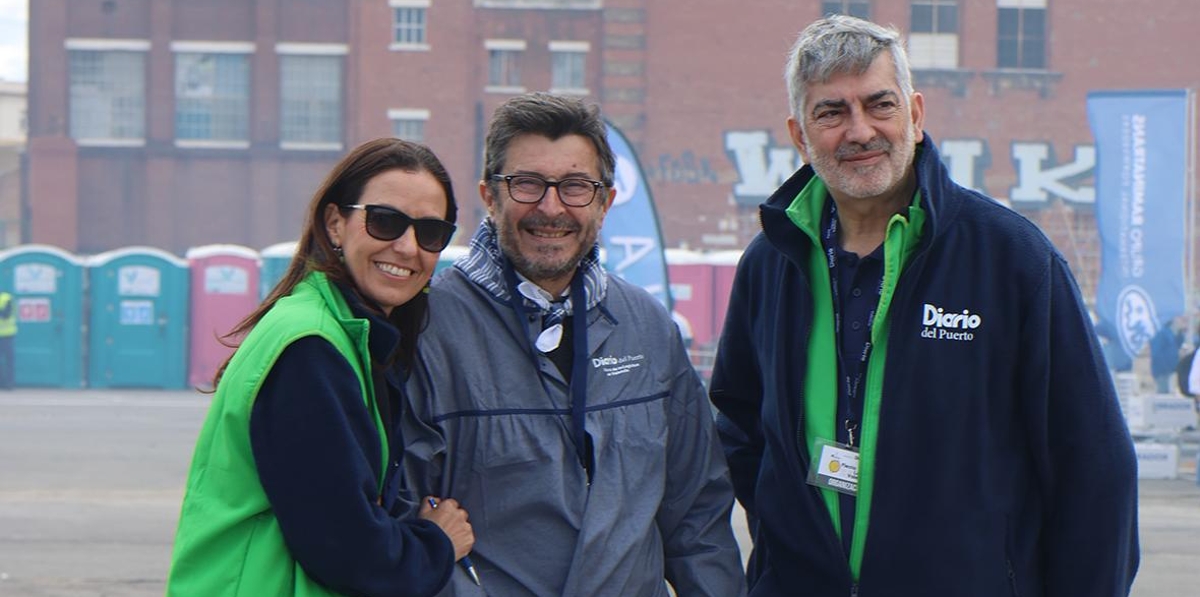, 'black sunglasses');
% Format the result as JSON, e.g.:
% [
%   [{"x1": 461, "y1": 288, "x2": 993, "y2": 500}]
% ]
[{"x1": 346, "y1": 204, "x2": 456, "y2": 252}]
